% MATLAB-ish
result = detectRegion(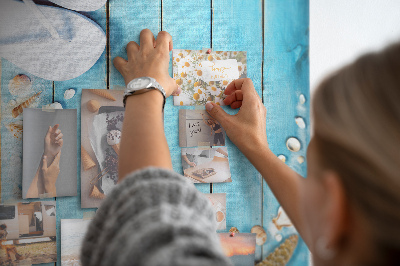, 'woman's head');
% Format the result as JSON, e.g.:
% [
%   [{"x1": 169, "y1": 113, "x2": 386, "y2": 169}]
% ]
[{"x1": 303, "y1": 43, "x2": 400, "y2": 265}]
